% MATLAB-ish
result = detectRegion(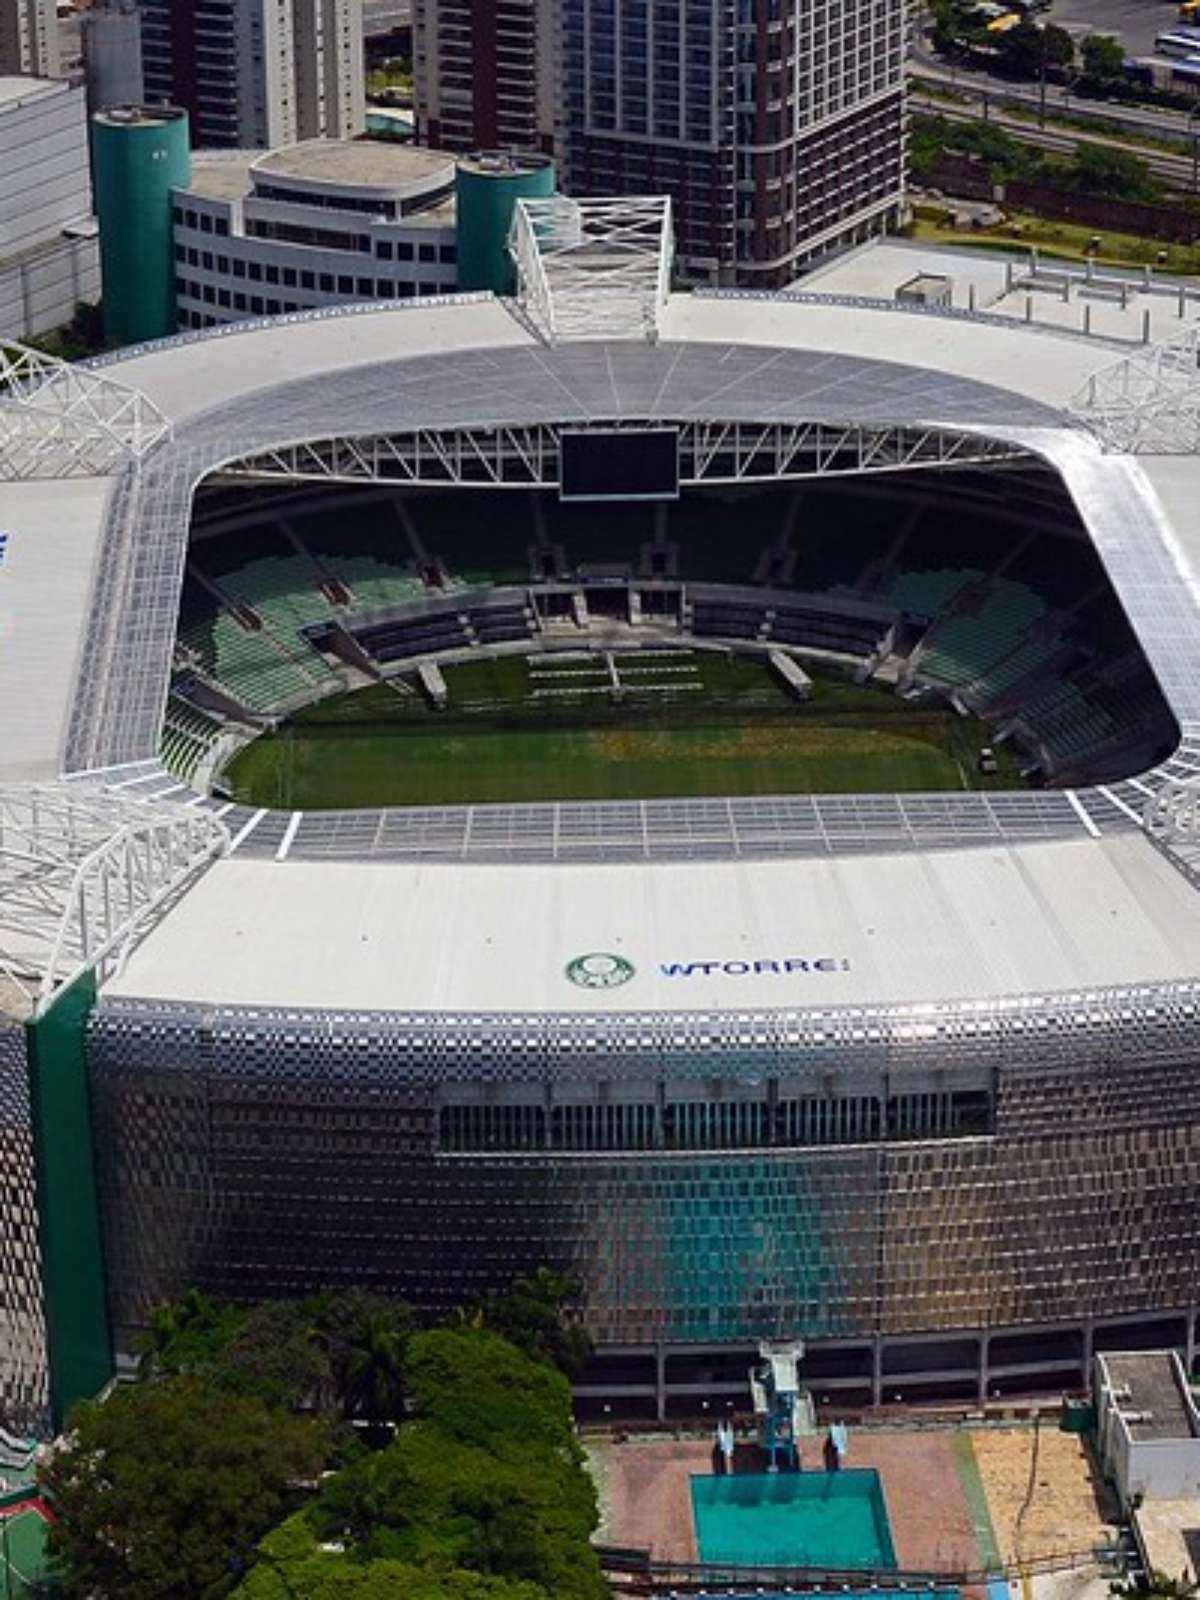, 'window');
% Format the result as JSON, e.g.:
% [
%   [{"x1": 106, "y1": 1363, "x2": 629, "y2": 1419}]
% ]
[
  {"x1": 217, "y1": 255, "x2": 229, "y2": 273},
  {"x1": 377, "y1": 240, "x2": 394, "y2": 260},
  {"x1": 300, "y1": 270, "x2": 315, "y2": 289},
  {"x1": 438, "y1": 244, "x2": 456, "y2": 264},
  {"x1": 217, "y1": 288, "x2": 231, "y2": 307},
  {"x1": 418, "y1": 243, "x2": 436, "y2": 263},
  {"x1": 232, "y1": 258, "x2": 245, "y2": 277},
  {"x1": 215, "y1": 217, "x2": 229, "y2": 236},
  {"x1": 356, "y1": 277, "x2": 372, "y2": 296},
  {"x1": 172, "y1": 205, "x2": 183, "y2": 225},
  {"x1": 266, "y1": 298, "x2": 280, "y2": 315},
  {"x1": 187, "y1": 247, "x2": 199, "y2": 266},
  {"x1": 319, "y1": 273, "x2": 334, "y2": 291},
  {"x1": 265, "y1": 264, "x2": 279, "y2": 284},
  {"x1": 378, "y1": 280, "x2": 395, "y2": 297},
  {"x1": 250, "y1": 295, "x2": 264, "y2": 314},
  {"x1": 174, "y1": 244, "x2": 186, "y2": 262},
  {"x1": 248, "y1": 261, "x2": 262, "y2": 281},
  {"x1": 234, "y1": 291, "x2": 247, "y2": 310},
  {"x1": 282, "y1": 267, "x2": 297, "y2": 287},
  {"x1": 201, "y1": 251, "x2": 213, "y2": 270},
  {"x1": 200, "y1": 213, "x2": 213, "y2": 234},
  {"x1": 337, "y1": 275, "x2": 353, "y2": 293},
  {"x1": 396, "y1": 241, "x2": 413, "y2": 261}
]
